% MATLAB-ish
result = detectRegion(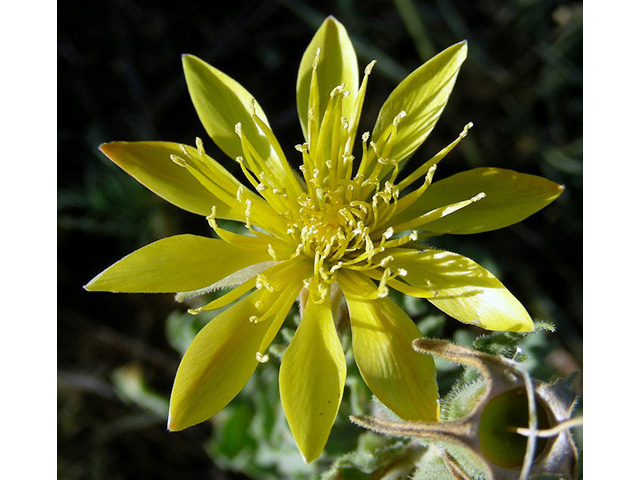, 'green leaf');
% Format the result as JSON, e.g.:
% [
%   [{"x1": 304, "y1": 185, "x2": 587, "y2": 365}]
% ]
[{"x1": 396, "y1": 168, "x2": 565, "y2": 234}]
